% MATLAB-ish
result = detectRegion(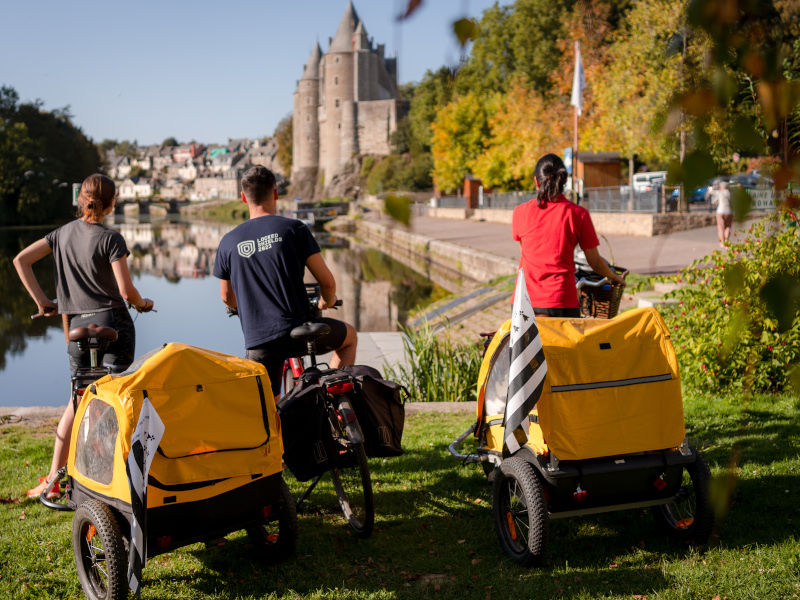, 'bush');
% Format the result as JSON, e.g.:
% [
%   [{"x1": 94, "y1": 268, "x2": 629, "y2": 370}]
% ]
[
  {"x1": 385, "y1": 322, "x2": 483, "y2": 403},
  {"x1": 660, "y1": 209, "x2": 800, "y2": 392}
]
